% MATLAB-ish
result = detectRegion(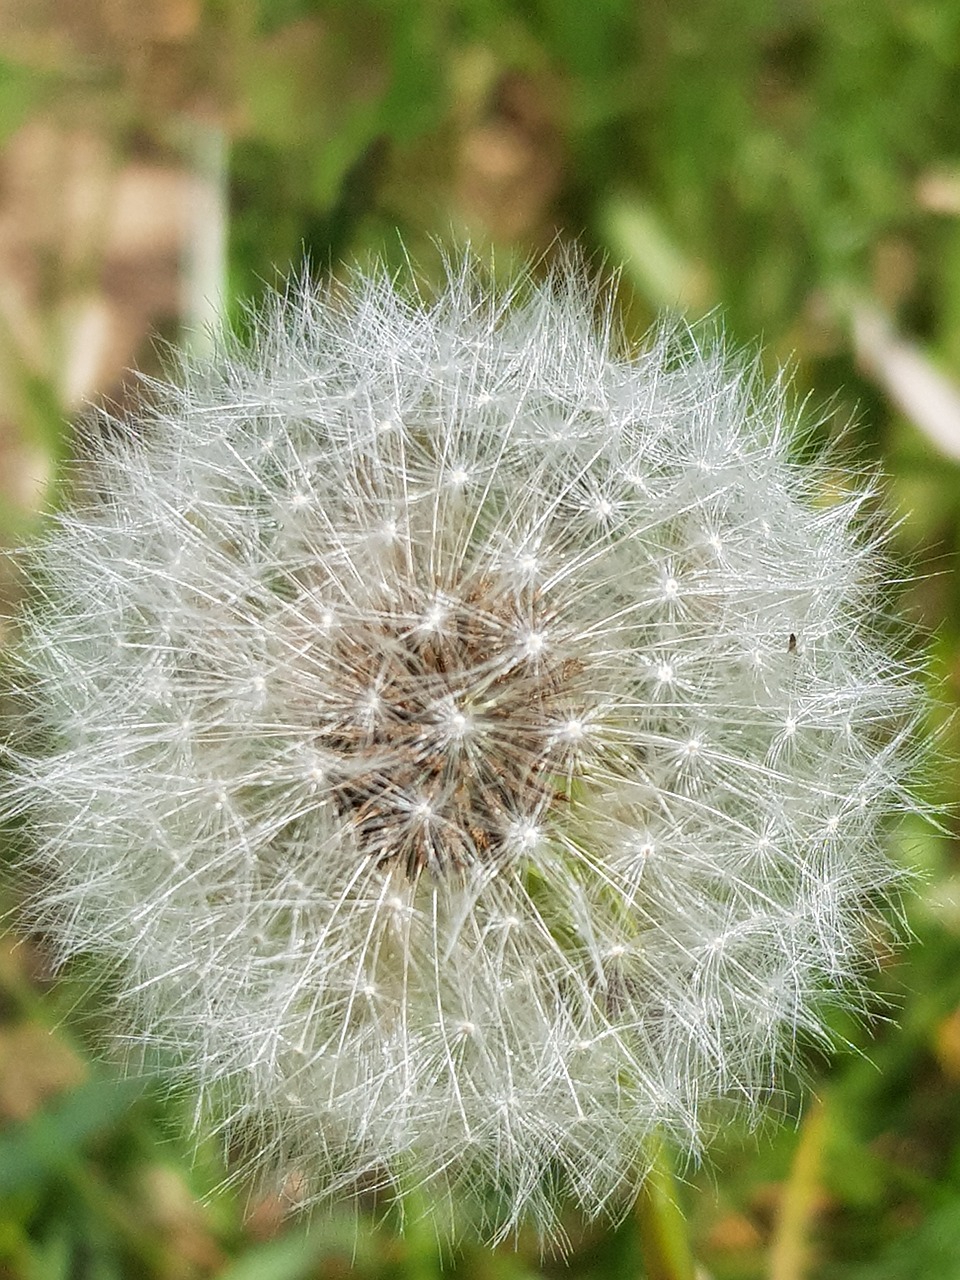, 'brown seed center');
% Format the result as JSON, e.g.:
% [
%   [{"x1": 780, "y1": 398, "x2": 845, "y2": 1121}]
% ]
[{"x1": 311, "y1": 575, "x2": 590, "y2": 879}]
